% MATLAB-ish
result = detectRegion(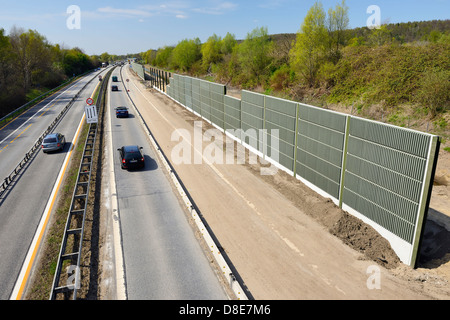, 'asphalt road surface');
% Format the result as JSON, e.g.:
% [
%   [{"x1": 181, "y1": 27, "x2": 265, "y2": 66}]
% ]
[
  {"x1": 0, "y1": 69, "x2": 105, "y2": 300},
  {"x1": 106, "y1": 67, "x2": 228, "y2": 299}
]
